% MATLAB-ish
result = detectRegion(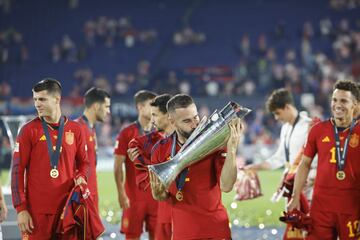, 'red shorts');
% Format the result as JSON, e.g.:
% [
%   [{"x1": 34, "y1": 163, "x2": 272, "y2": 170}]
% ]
[
  {"x1": 306, "y1": 211, "x2": 360, "y2": 240},
  {"x1": 120, "y1": 200, "x2": 157, "y2": 238},
  {"x1": 22, "y1": 213, "x2": 77, "y2": 240},
  {"x1": 155, "y1": 222, "x2": 172, "y2": 240}
]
